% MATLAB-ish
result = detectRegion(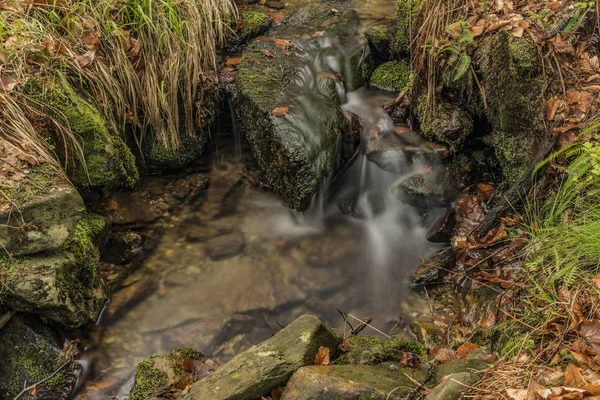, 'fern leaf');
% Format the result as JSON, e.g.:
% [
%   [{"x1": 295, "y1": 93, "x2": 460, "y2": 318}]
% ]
[{"x1": 453, "y1": 54, "x2": 471, "y2": 82}]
